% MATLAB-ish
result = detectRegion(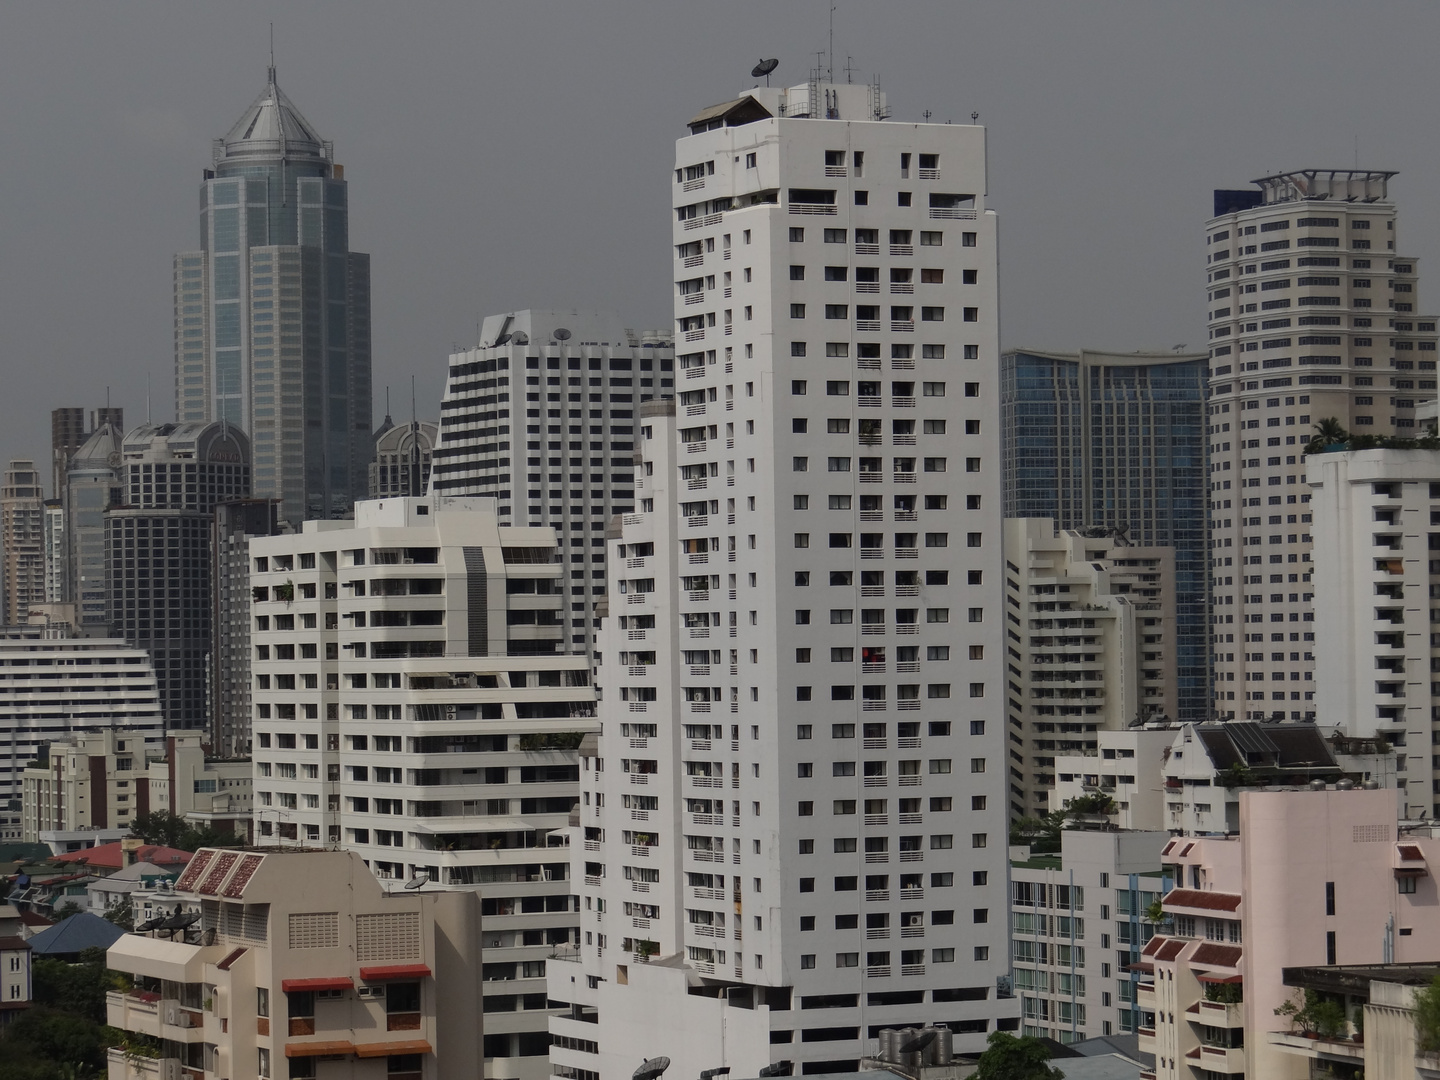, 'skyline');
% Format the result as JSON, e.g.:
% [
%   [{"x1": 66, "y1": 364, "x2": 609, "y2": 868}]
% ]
[{"x1": 5, "y1": 1, "x2": 1440, "y2": 477}]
